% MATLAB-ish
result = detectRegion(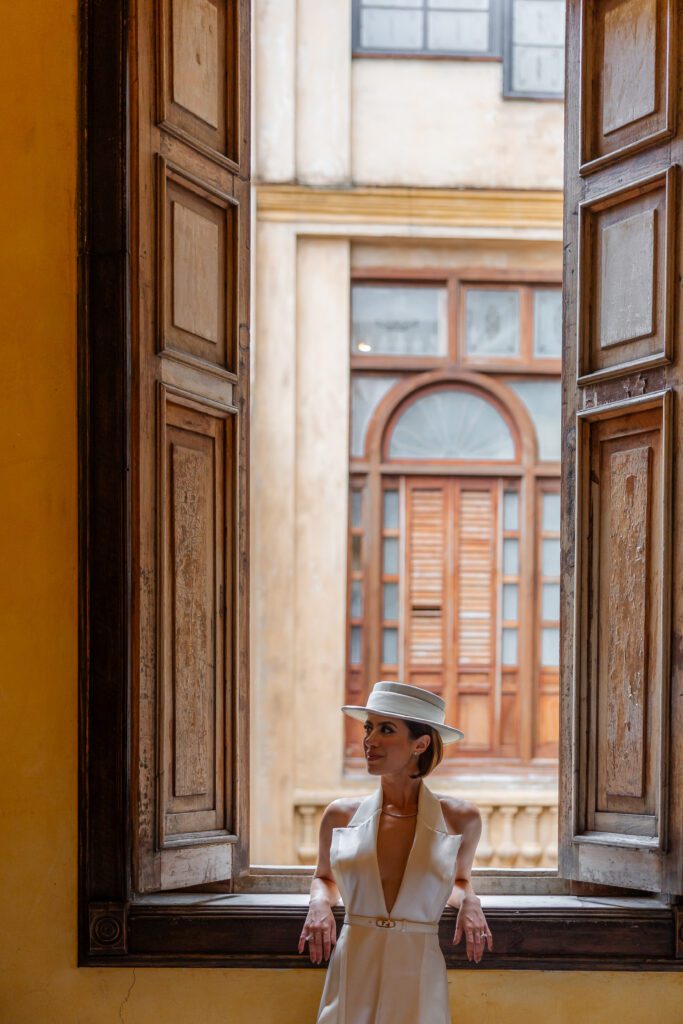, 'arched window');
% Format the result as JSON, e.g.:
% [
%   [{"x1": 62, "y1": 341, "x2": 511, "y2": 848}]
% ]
[
  {"x1": 346, "y1": 373, "x2": 559, "y2": 771},
  {"x1": 387, "y1": 388, "x2": 516, "y2": 460}
]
